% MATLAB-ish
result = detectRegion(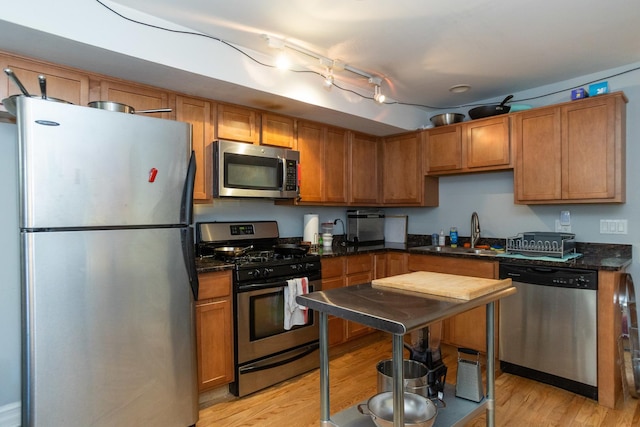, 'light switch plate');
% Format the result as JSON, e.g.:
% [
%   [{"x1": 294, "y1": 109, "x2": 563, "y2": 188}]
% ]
[
  {"x1": 560, "y1": 210, "x2": 571, "y2": 225},
  {"x1": 600, "y1": 219, "x2": 628, "y2": 234}
]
